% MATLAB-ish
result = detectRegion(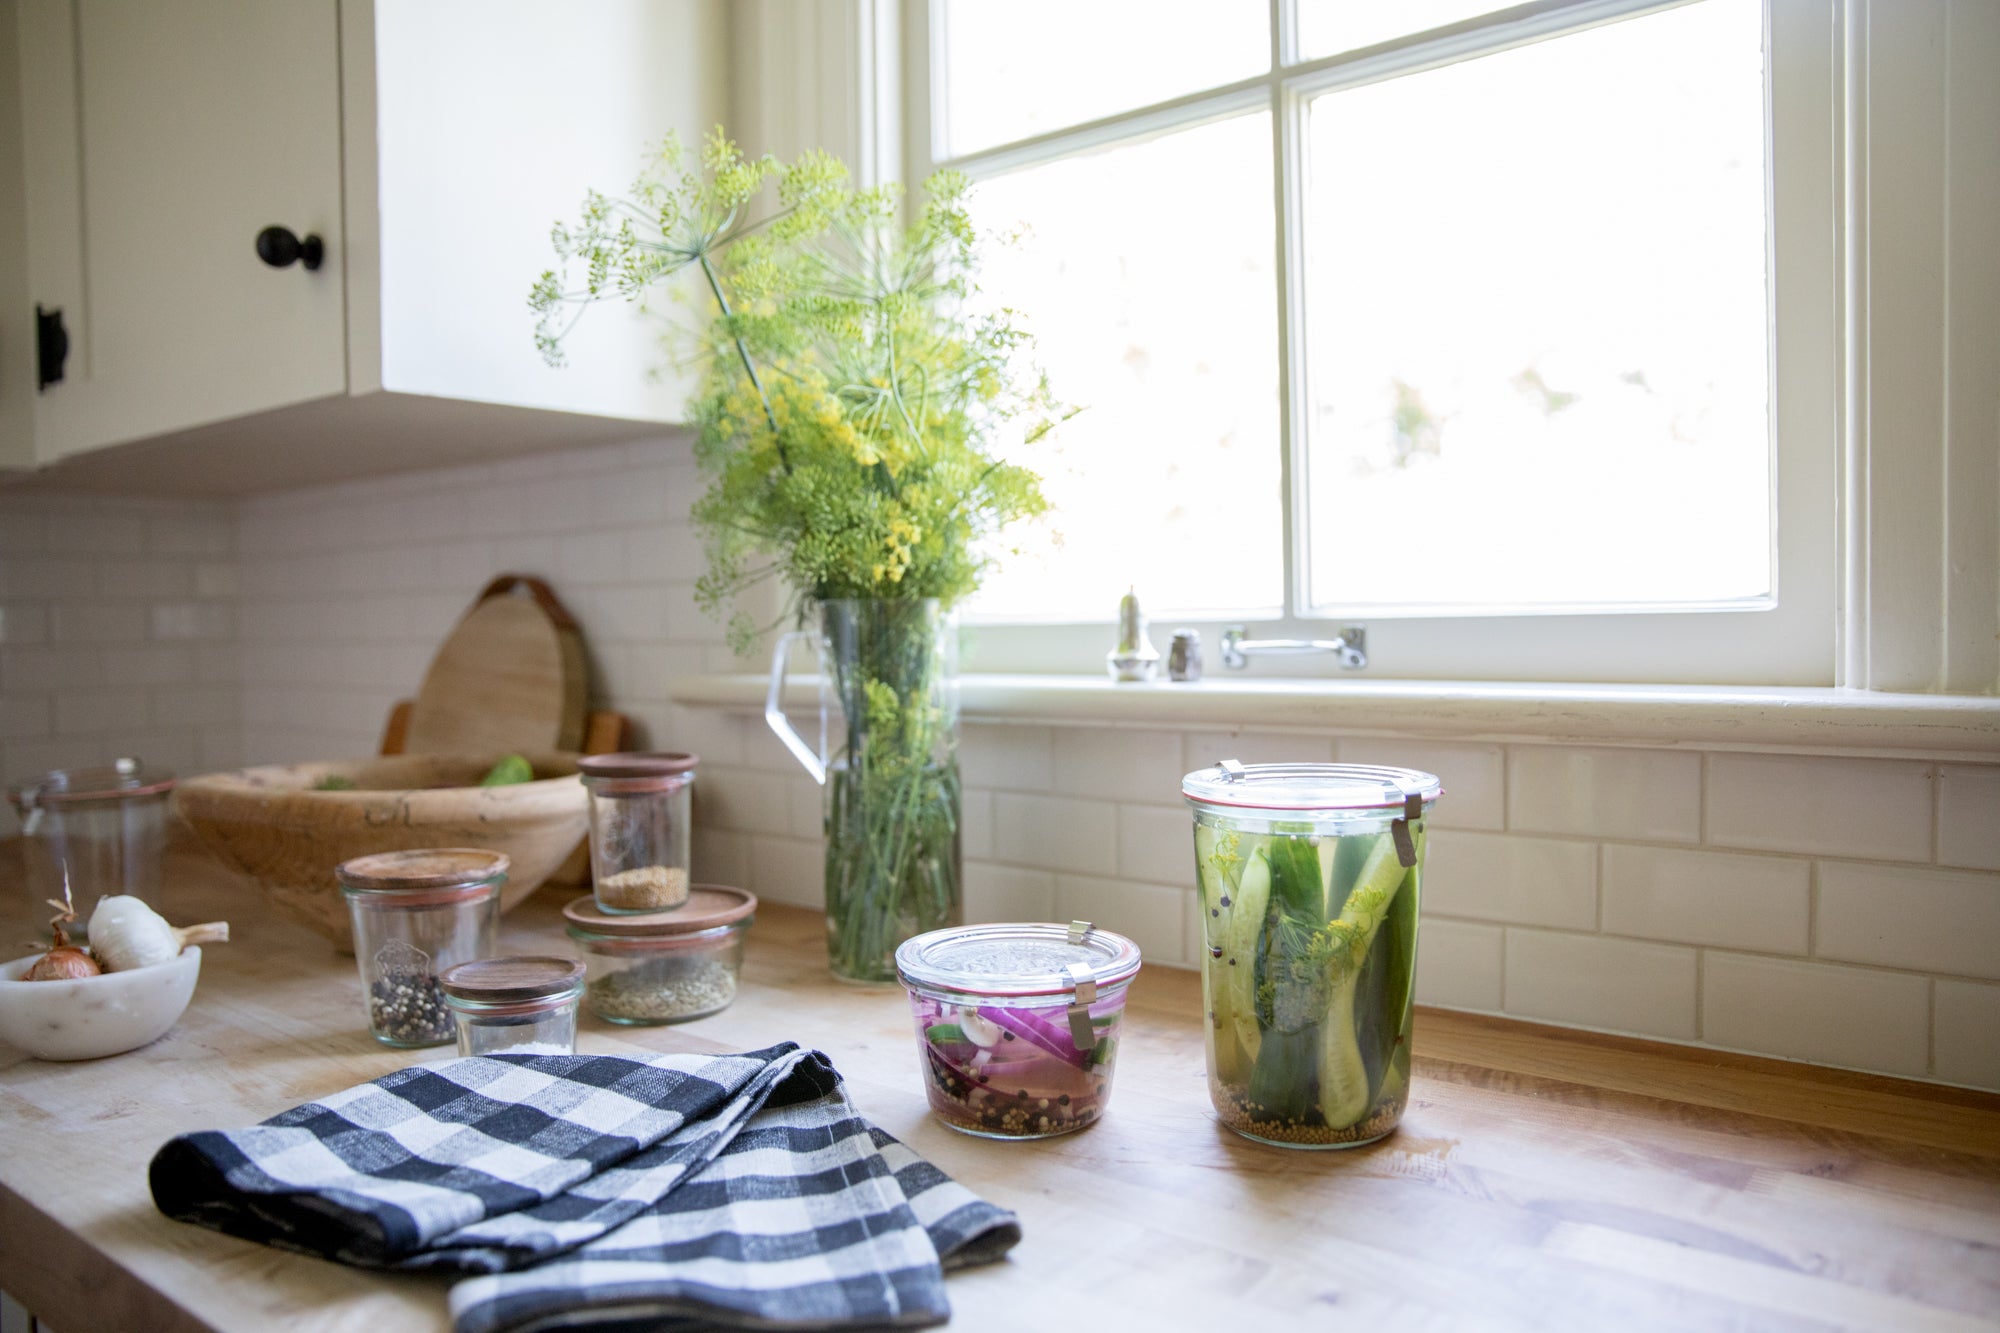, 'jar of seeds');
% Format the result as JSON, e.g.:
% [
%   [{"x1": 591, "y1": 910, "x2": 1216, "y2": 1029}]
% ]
[
  {"x1": 576, "y1": 753, "x2": 698, "y2": 914},
  {"x1": 441, "y1": 956, "x2": 585, "y2": 1057},
  {"x1": 338, "y1": 849, "x2": 505, "y2": 1048},
  {"x1": 564, "y1": 887, "x2": 753, "y2": 1025}
]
